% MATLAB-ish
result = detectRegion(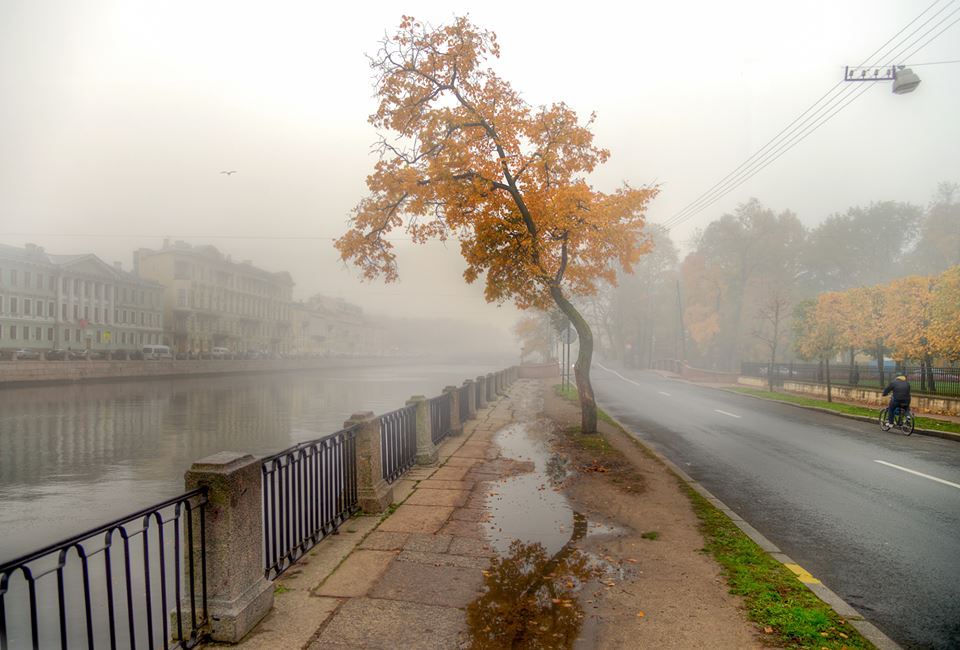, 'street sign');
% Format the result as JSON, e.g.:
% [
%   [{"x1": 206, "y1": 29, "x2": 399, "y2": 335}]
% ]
[{"x1": 561, "y1": 327, "x2": 578, "y2": 344}]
